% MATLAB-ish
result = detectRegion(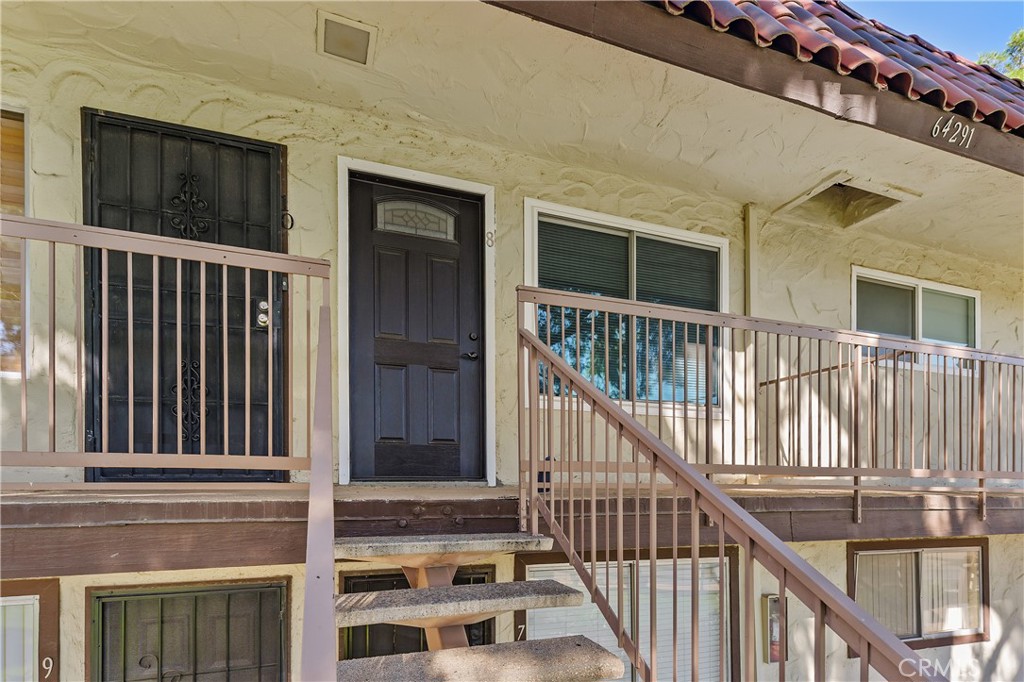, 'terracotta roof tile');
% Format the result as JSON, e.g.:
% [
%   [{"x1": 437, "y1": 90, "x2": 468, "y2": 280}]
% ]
[{"x1": 661, "y1": 0, "x2": 1024, "y2": 135}]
